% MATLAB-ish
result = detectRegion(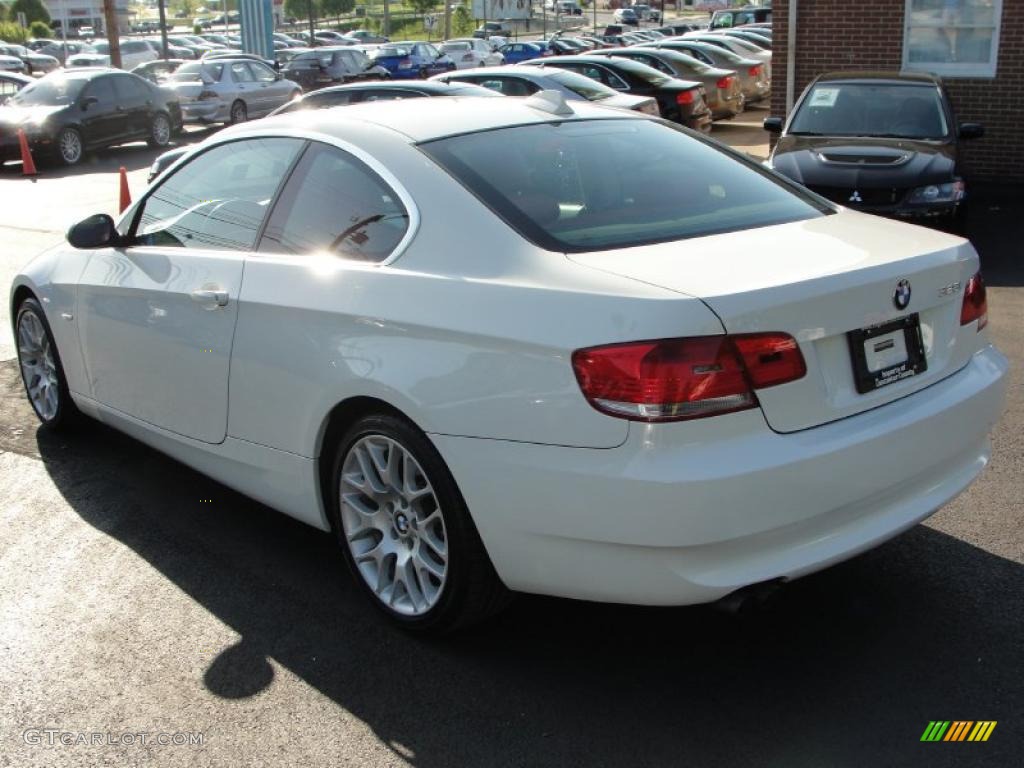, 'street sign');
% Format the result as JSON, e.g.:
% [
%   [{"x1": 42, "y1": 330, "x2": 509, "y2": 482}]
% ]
[{"x1": 424, "y1": 14, "x2": 437, "y2": 30}]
